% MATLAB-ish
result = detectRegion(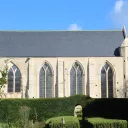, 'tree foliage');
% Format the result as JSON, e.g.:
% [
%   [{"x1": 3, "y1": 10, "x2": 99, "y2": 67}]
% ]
[{"x1": 0, "y1": 60, "x2": 9, "y2": 89}]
